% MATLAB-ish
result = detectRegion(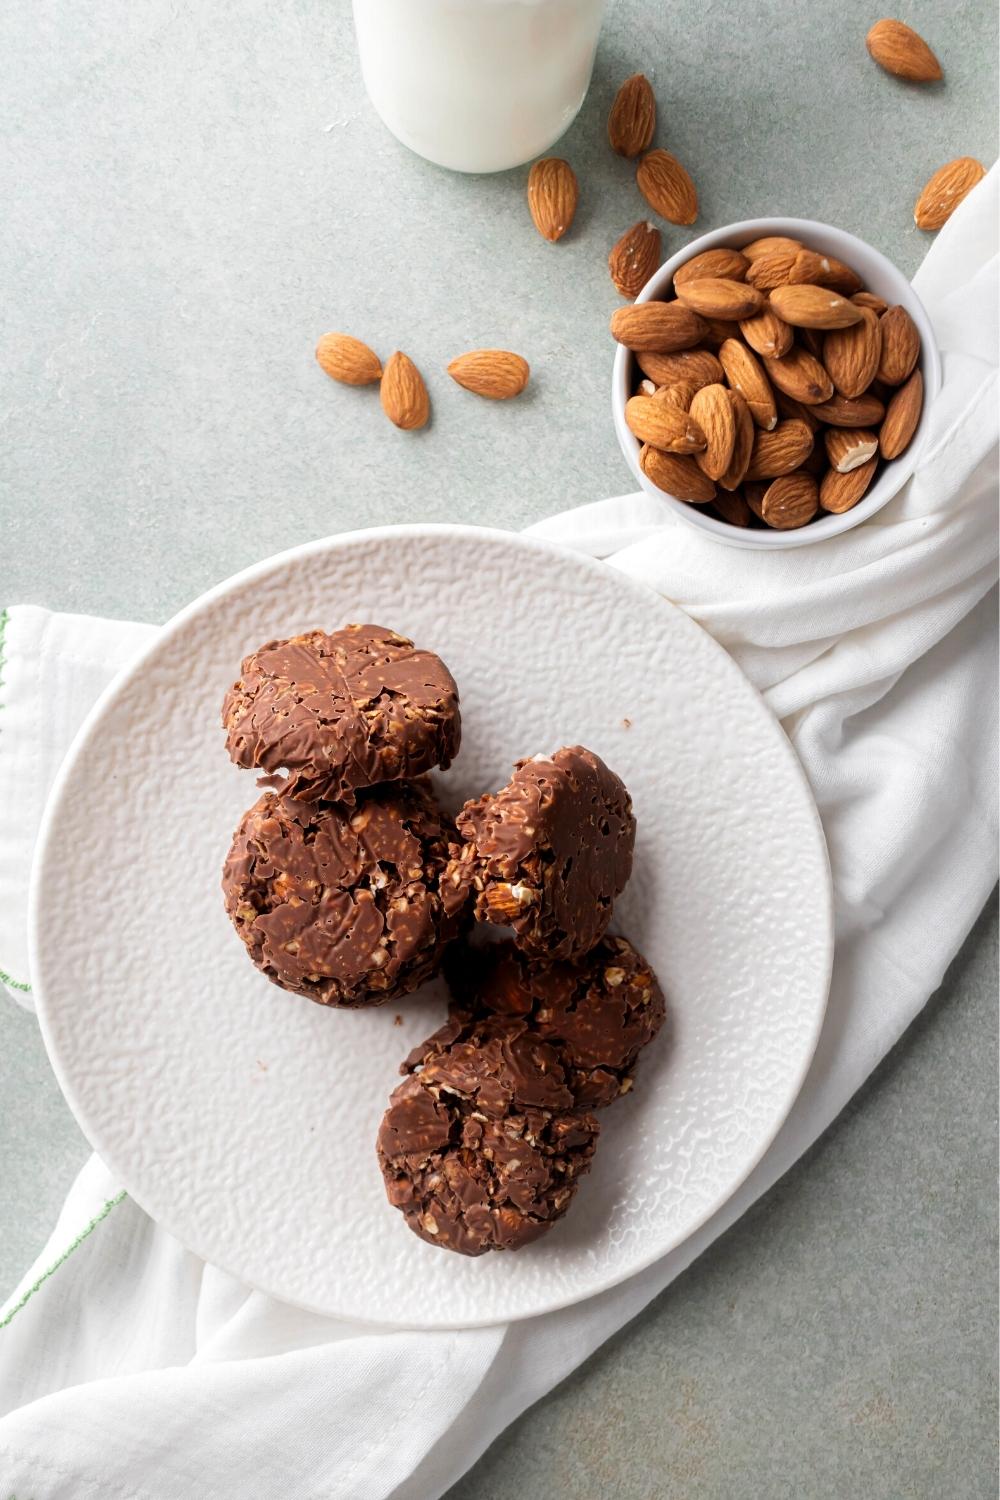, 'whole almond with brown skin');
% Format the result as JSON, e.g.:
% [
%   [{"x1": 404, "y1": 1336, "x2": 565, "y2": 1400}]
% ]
[
  {"x1": 879, "y1": 369, "x2": 923, "y2": 458},
  {"x1": 745, "y1": 419, "x2": 815, "y2": 481},
  {"x1": 673, "y1": 247, "x2": 750, "y2": 287},
  {"x1": 744, "y1": 482, "x2": 768, "y2": 519},
  {"x1": 769, "y1": 284, "x2": 864, "y2": 330},
  {"x1": 690, "y1": 383, "x2": 737, "y2": 480},
  {"x1": 866, "y1": 19, "x2": 942, "y2": 81},
  {"x1": 761, "y1": 471, "x2": 819, "y2": 529},
  {"x1": 527, "y1": 158, "x2": 578, "y2": 241},
  {"x1": 447, "y1": 350, "x2": 530, "y2": 399},
  {"x1": 811, "y1": 391, "x2": 886, "y2": 427},
  {"x1": 315, "y1": 333, "x2": 382, "y2": 386},
  {"x1": 608, "y1": 74, "x2": 656, "y2": 158},
  {"x1": 625, "y1": 395, "x2": 706, "y2": 453},
  {"x1": 609, "y1": 220, "x2": 662, "y2": 298},
  {"x1": 611, "y1": 301, "x2": 707, "y2": 352},
  {"x1": 675, "y1": 277, "x2": 764, "y2": 321},
  {"x1": 853, "y1": 291, "x2": 888, "y2": 314},
  {"x1": 713, "y1": 489, "x2": 753, "y2": 527},
  {"x1": 815, "y1": 255, "x2": 864, "y2": 297},
  {"x1": 825, "y1": 427, "x2": 879, "y2": 472},
  {"x1": 719, "y1": 390, "x2": 755, "y2": 491},
  {"x1": 824, "y1": 307, "x2": 881, "y2": 398},
  {"x1": 640, "y1": 443, "x2": 716, "y2": 503},
  {"x1": 876, "y1": 305, "x2": 920, "y2": 385},
  {"x1": 820, "y1": 456, "x2": 878, "y2": 513},
  {"x1": 742, "y1": 236, "x2": 803, "y2": 261},
  {"x1": 636, "y1": 348, "x2": 724, "y2": 389},
  {"x1": 746, "y1": 248, "x2": 832, "y2": 291},
  {"x1": 774, "y1": 390, "x2": 821, "y2": 431},
  {"x1": 658, "y1": 379, "x2": 700, "y2": 410},
  {"x1": 719, "y1": 338, "x2": 778, "y2": 430},
  {"x1": 914, "y1": 158, "x2": 986, "y2": 230},
  {"x1": 764, "y1": 347, "x2": 834, "y2": 404},
  {"x1": 636, "y1": 149, "x2": 698, "y2": 225},
  {"x1": 380, "y1": 352, "x2": 430, "y2": 430},
  {"x1": 740, "y1": 307, "x2": 793, "y2": 359}
]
